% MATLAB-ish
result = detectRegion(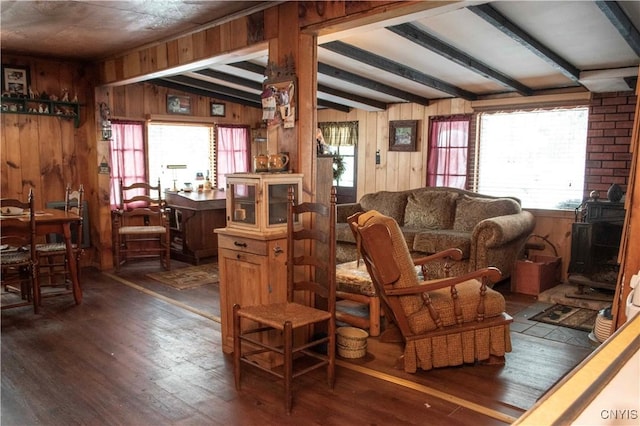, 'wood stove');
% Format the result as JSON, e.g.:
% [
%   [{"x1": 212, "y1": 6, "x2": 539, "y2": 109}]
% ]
[{"x1": 568, "y1": 201, "x2": 625, "y2": 297}]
